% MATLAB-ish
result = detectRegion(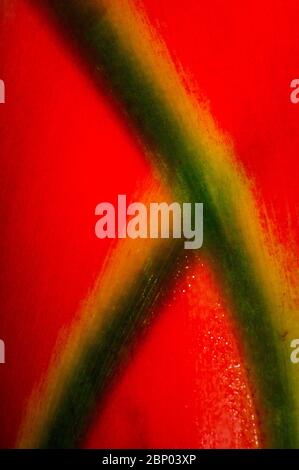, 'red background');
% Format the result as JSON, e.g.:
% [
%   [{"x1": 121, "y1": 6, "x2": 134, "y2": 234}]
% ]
[{"x1": 0, "y1": 0, "x2": 299, "y2": 448}]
